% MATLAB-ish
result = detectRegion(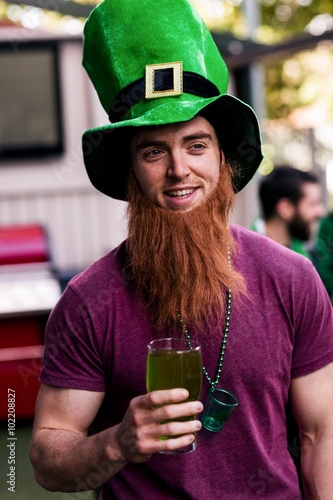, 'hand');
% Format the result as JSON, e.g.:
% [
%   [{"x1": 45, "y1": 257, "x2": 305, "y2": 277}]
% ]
[{"x1": 114, "y1": 389, "x2": 203, "y2": 463}]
